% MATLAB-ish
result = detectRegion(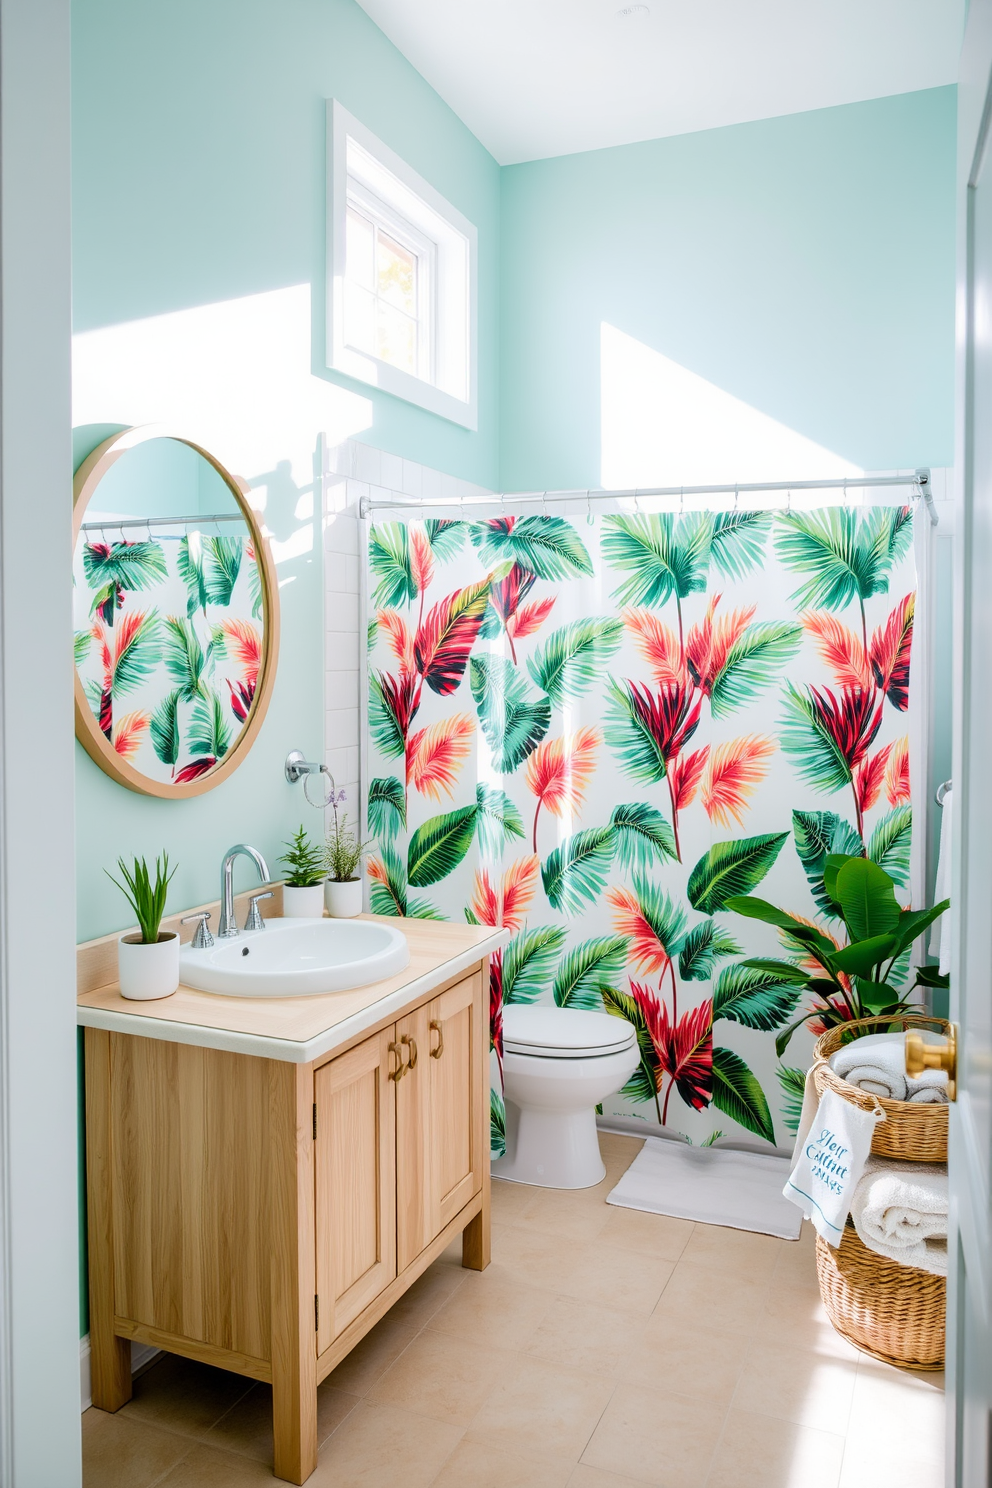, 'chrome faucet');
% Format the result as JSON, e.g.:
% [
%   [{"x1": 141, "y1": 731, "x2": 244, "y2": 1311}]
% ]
[{"x1": 218, "y1": 844, "x2": 270, "y2": 937}]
